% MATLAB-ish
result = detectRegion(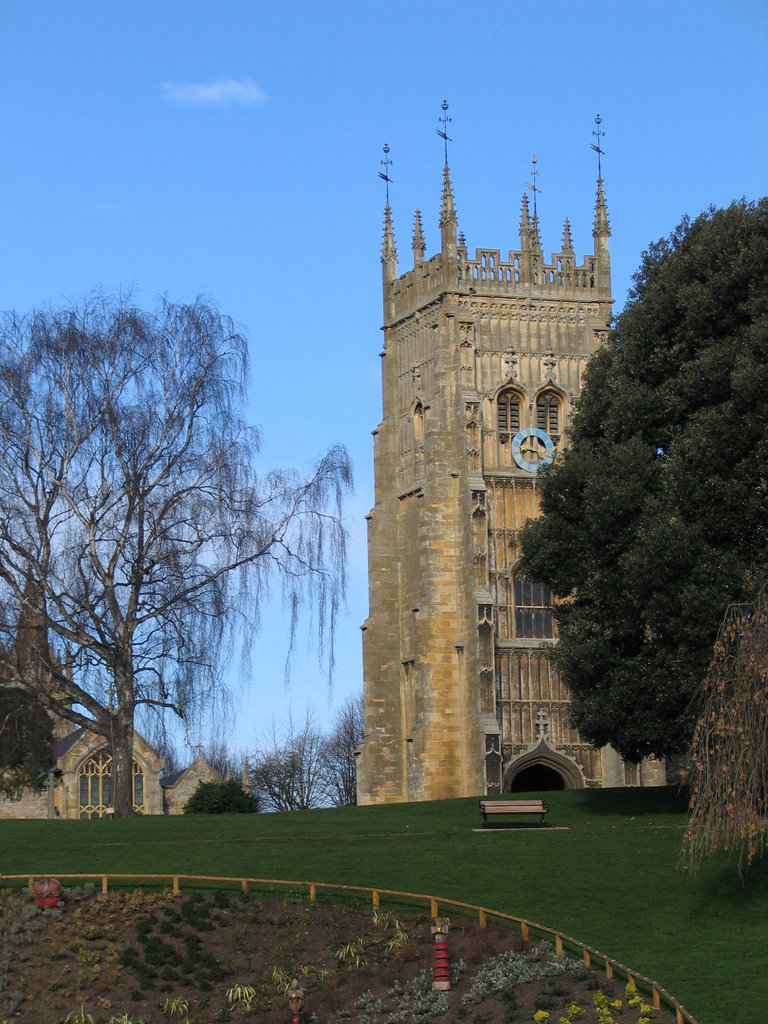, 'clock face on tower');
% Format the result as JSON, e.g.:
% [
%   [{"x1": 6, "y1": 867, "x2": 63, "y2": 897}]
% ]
[{"x1": 511, "y1": 427, "x2": 556, "y2": 472}]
